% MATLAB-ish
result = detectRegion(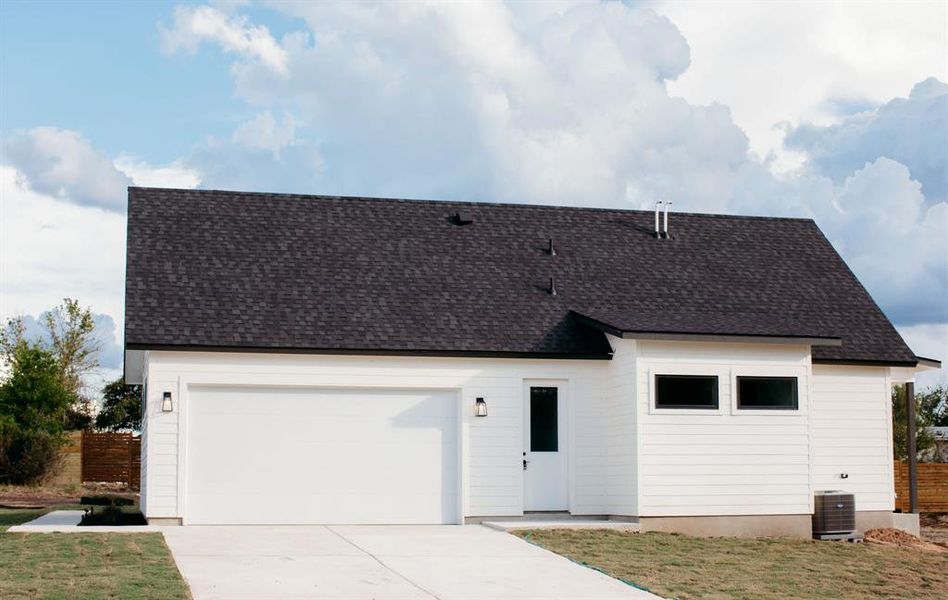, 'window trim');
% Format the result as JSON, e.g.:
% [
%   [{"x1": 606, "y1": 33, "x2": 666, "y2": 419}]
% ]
[
  {"x1": 654, "y1": 374, "x2": 720, "y2": 410},
  {"x1": 736, "y1": 375, "x2": 799, "y2": 411}
]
